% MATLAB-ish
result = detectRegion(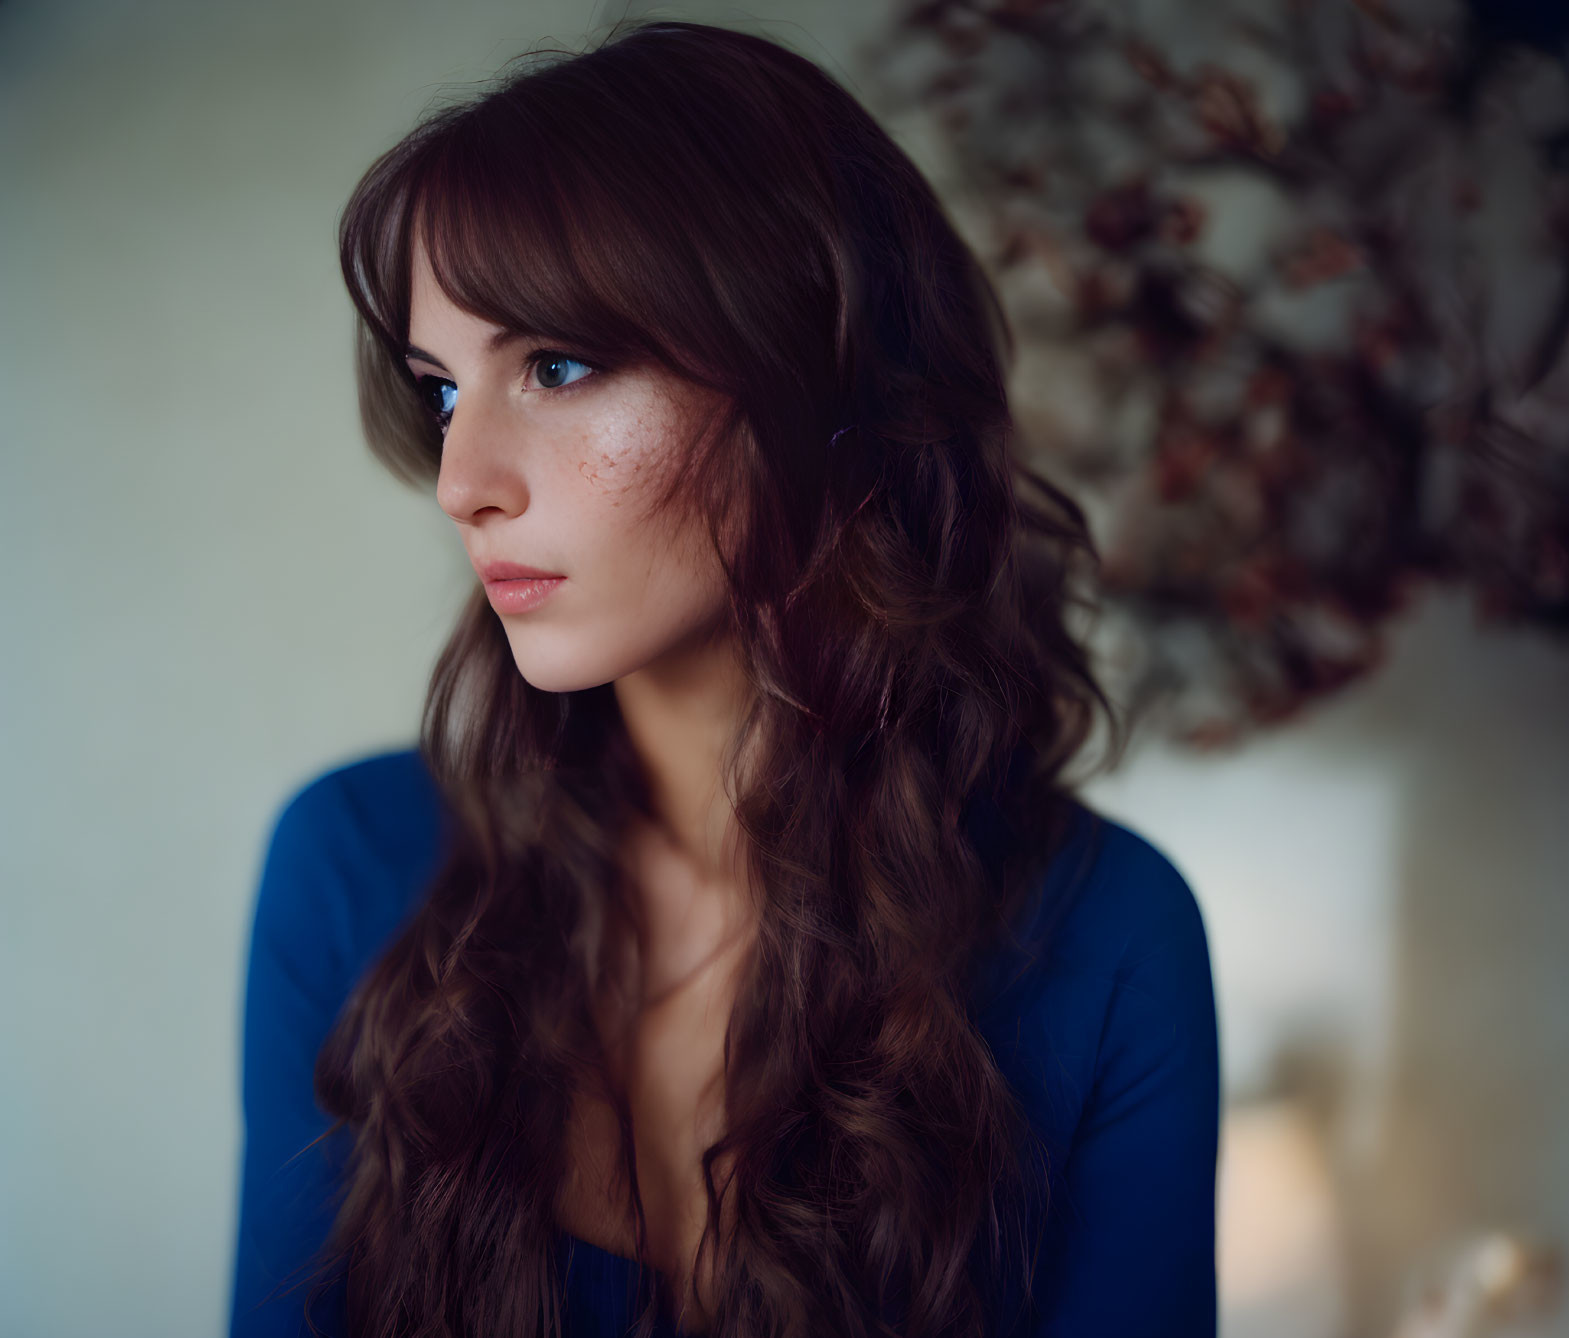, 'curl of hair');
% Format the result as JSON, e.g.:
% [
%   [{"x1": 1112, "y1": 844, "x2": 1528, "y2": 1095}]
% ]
[{"x1": 310, "y1": 17, "x2": 1122, "y2": 1338}]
